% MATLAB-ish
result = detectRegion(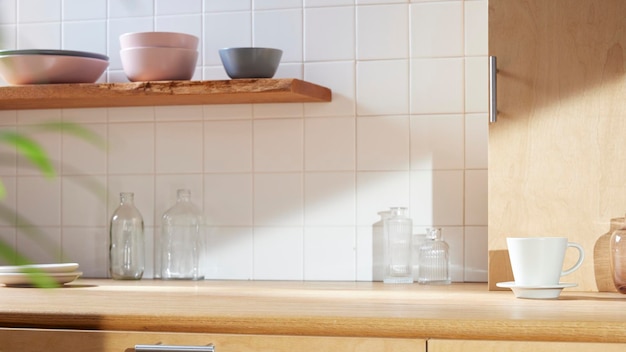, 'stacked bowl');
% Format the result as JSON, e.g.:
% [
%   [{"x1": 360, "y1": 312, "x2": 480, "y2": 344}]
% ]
[
  {"x1": 119, "y1": 32, "x2": 199, "y2": 82},
  {"x1": 0, "y1": 49, "x2": 109, "y2": 85}
]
